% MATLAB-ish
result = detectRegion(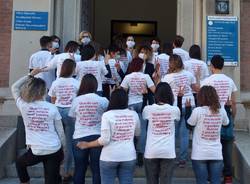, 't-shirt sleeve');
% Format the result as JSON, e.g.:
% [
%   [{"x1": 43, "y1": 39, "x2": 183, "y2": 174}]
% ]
[
  {"x1": 175, "y1": 107, "x2": 181, "y2": 122},
  {"x1": 29, "y1": 55, "x2": 34, "y2": 69},
  {"x1": 145, "y1": 74, "x2": 154, "y2": 88},
  {"x1": 231, "y1": 79, "x2": 237, "y2": 92},
  {"x1": 54, "y1": 107, "x2": 62, "y2": 121},
  {"x1": 100, "y1": 61, "x2": 108, "y2": 76},
  {"x1": 161, "y1": 74, "x2": 171, "y2": 83},
  {"x1": 221, "y1": 108, "x2": 229, "y2": 126},
  {"x1": 102, "y1": 98, "x2": 109, "y2": 111},
  {"x1": 48, "y1": 82, "x2": 56, "y2": 97},
  {"x1": 190, "y1": 72, "x2": 196, "y2": 84},
  {"x1": 187, "y1": 108, "x2": 199, "y2": 126},
  {"x1": 203, "y1": 63, "x2": 210, "y2": 78},
  {"x1": 68, "y1": 99, "x2": 77, "y2": 117},
  {"x1": 142, "y1": 106, "x2": 150, "y2": 120},
  {"x1": 46, "y1": 56, "x2": 57, "y2": 69},
  {"x1": 120, "y1": 76, "x2": 129, "y2": 89}
]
